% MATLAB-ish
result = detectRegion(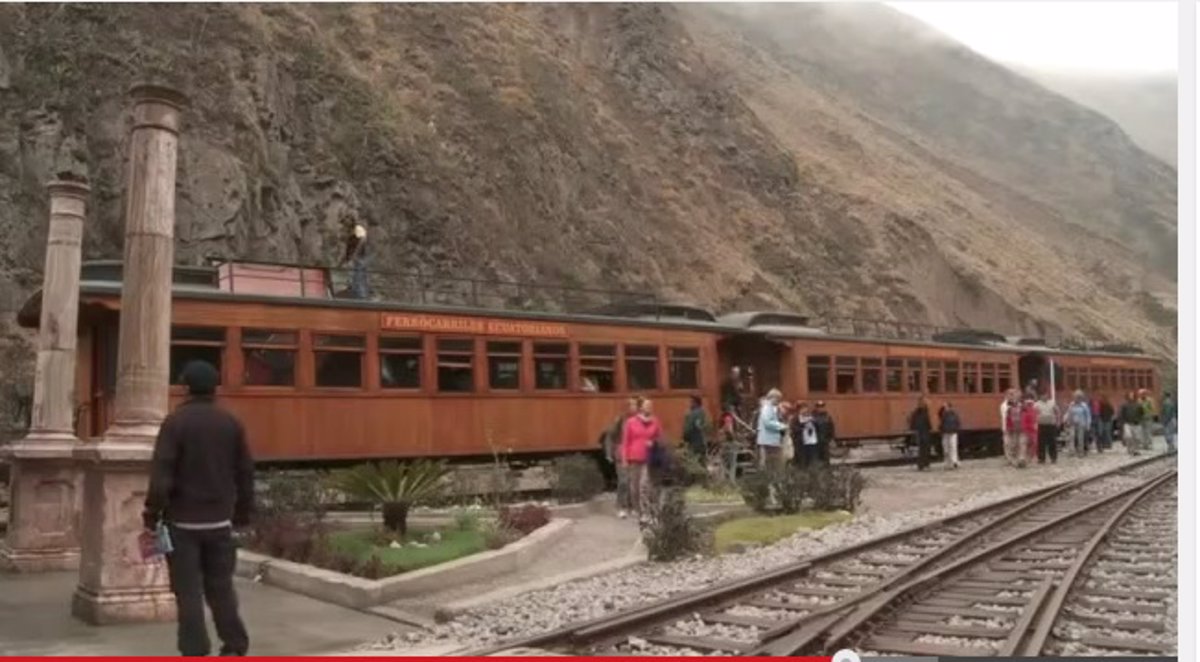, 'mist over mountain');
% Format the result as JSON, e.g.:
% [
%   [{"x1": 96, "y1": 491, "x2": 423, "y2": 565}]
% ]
[
  {"x1": 1013, "y1": 66, "x2": 1177, "y2": 166},
  {"x1": 0, "y1": 3, "x2": 1178, "y2": 417}
]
